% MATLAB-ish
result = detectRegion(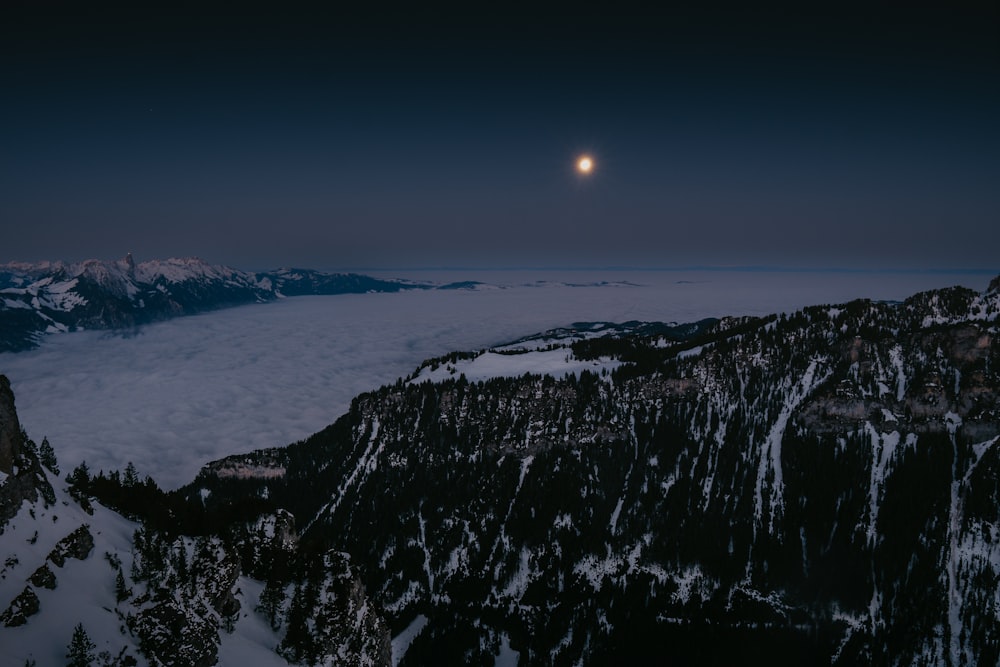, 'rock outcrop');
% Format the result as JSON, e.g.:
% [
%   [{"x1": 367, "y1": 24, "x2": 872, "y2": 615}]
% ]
[
  {"x1": 47, "y1": 525, "x2": 95, "y2": 567},
  {"x1": 0, "y1": 376, "x2": 54, "y2": 527},
  {"x1": 0, "y1": 376, "x2": 21, "y2": 474},
  {"x1": 28, "y1": 564, "x2": 56, "y2": 590},
  {"x1": 132, "y1": 599, "x2": 220, "y2": 667},
  {"x1": 0, "y1": 586, "x2": 40, "y2": 627}
]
